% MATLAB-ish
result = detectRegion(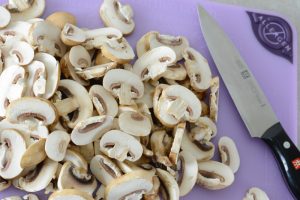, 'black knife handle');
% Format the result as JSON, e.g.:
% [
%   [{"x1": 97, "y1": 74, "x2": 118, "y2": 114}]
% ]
[{"x1": 262, "y1": 123, "x2": 300, "y2": 199}]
